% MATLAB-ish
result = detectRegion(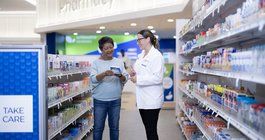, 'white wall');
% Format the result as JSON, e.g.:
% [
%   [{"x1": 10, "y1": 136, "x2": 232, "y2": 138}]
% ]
[{"x1": 0, "y1": 12, "x2": 41, "y2": 44}]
